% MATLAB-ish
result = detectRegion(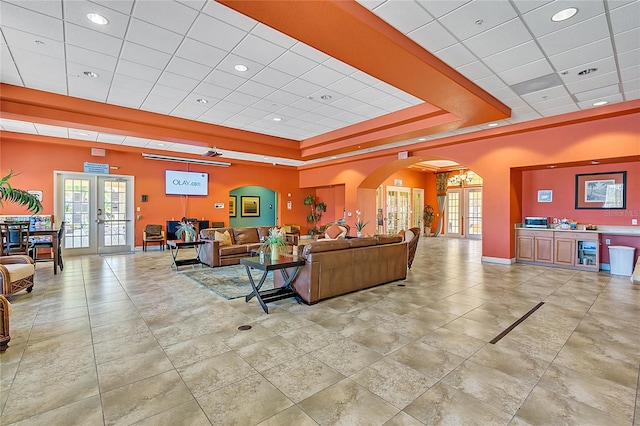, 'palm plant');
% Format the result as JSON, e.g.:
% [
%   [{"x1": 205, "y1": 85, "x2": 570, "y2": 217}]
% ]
[{"x1": 0, "y1": 171, "x2": 42, "y2": 214}]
